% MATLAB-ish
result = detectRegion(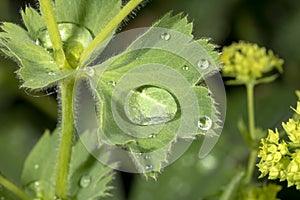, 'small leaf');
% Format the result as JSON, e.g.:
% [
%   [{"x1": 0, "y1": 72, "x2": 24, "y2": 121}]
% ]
[
  {"x1": 69, "y1": 131, "x2": 115, "y2": 200},
  {"x1": 21, "y1": 7, "x2": 45, "y2": 40},
  {"x1": 21, "y1": 130, "x2": 59, "y2": 199},
  {"x1": 0, "y1": 23, "x2": 74, "y2": 89},
  {"x1": 219, "y1": 169, "x2": 245, "y2": 200}
]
